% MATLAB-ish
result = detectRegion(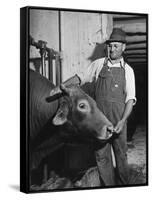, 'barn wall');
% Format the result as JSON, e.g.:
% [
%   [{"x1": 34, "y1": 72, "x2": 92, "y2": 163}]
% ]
[{"x1": 60, "y1": 12, "x2": 113, "y2": 81}]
